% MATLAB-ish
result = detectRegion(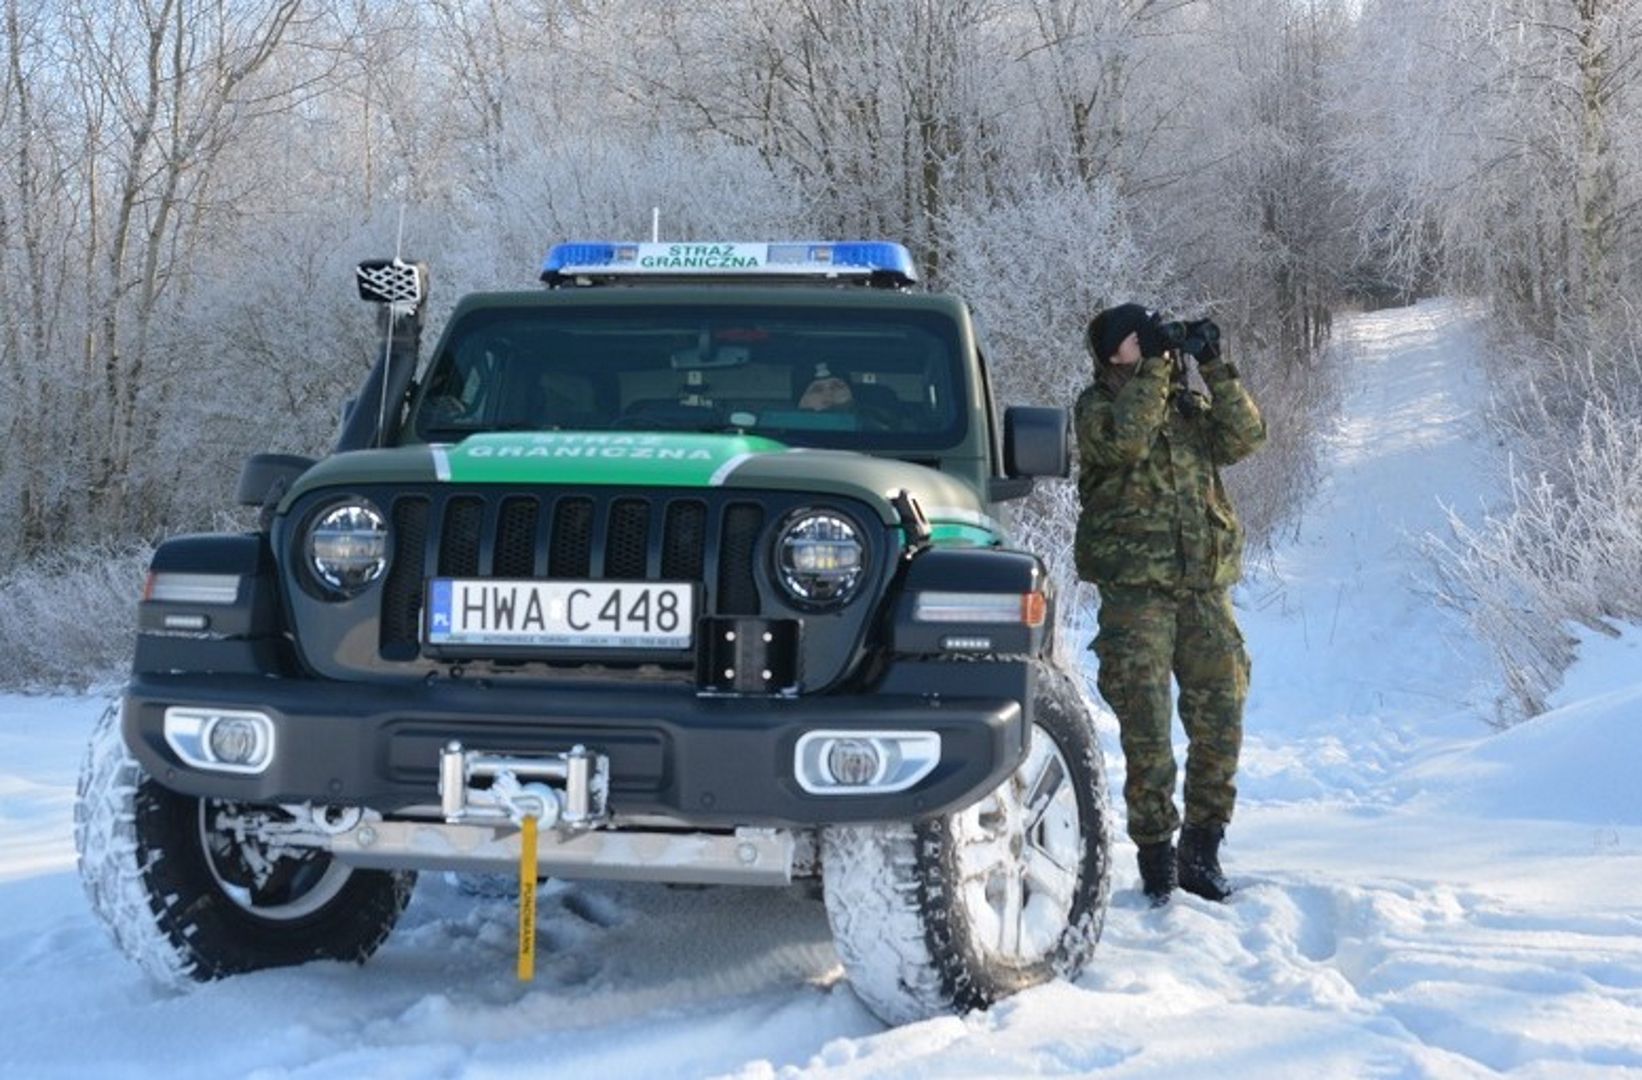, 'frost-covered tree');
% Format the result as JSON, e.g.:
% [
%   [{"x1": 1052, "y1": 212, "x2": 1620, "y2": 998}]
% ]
[
  {"x1": 0, "y1": 0, "x2": 1356, "y2": 686},
  {"x1": 1338, "y1": 0, "x2": 1642, "y2": 719},
  {"x1": 1340, "y1": 0, "x2": 1642, "y2": 338}
]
